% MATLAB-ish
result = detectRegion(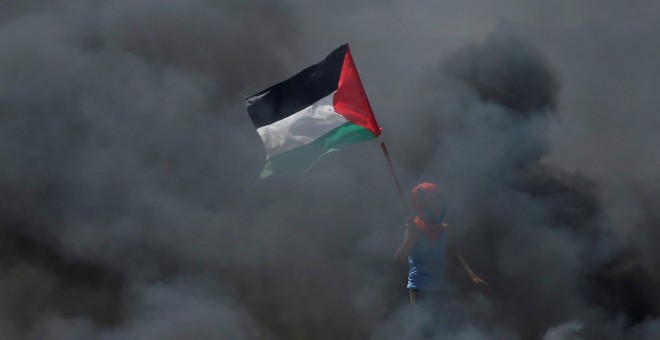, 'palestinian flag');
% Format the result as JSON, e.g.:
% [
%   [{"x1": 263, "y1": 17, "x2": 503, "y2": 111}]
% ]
[{"x1": 246, "y1": 44, "x2": 382, "y2": 179}]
